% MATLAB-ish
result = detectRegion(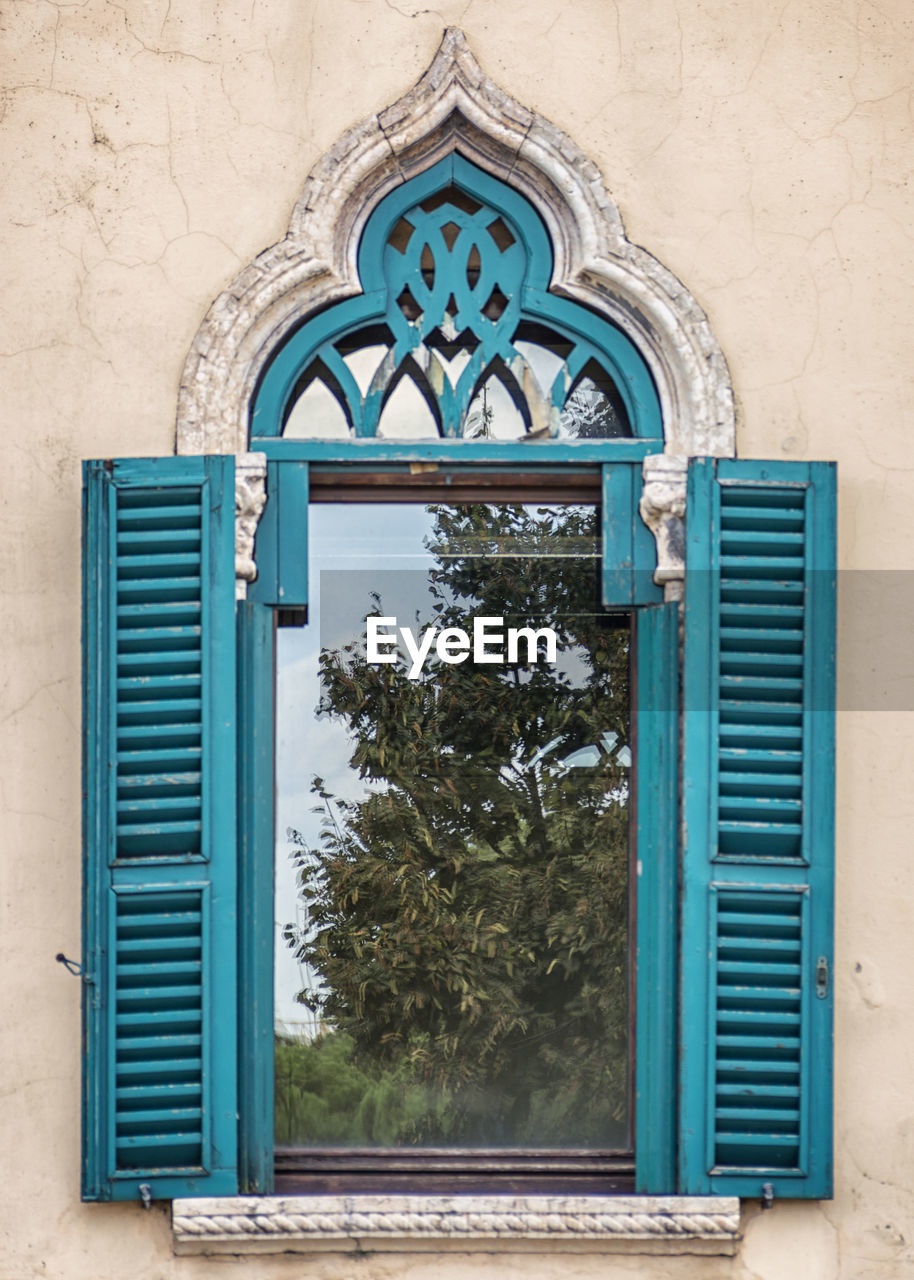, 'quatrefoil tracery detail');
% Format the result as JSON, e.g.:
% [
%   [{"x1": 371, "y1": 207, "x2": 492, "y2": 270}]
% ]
[{"x1": 254, "y1": 164, "x2": 660, "y2": 444}]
